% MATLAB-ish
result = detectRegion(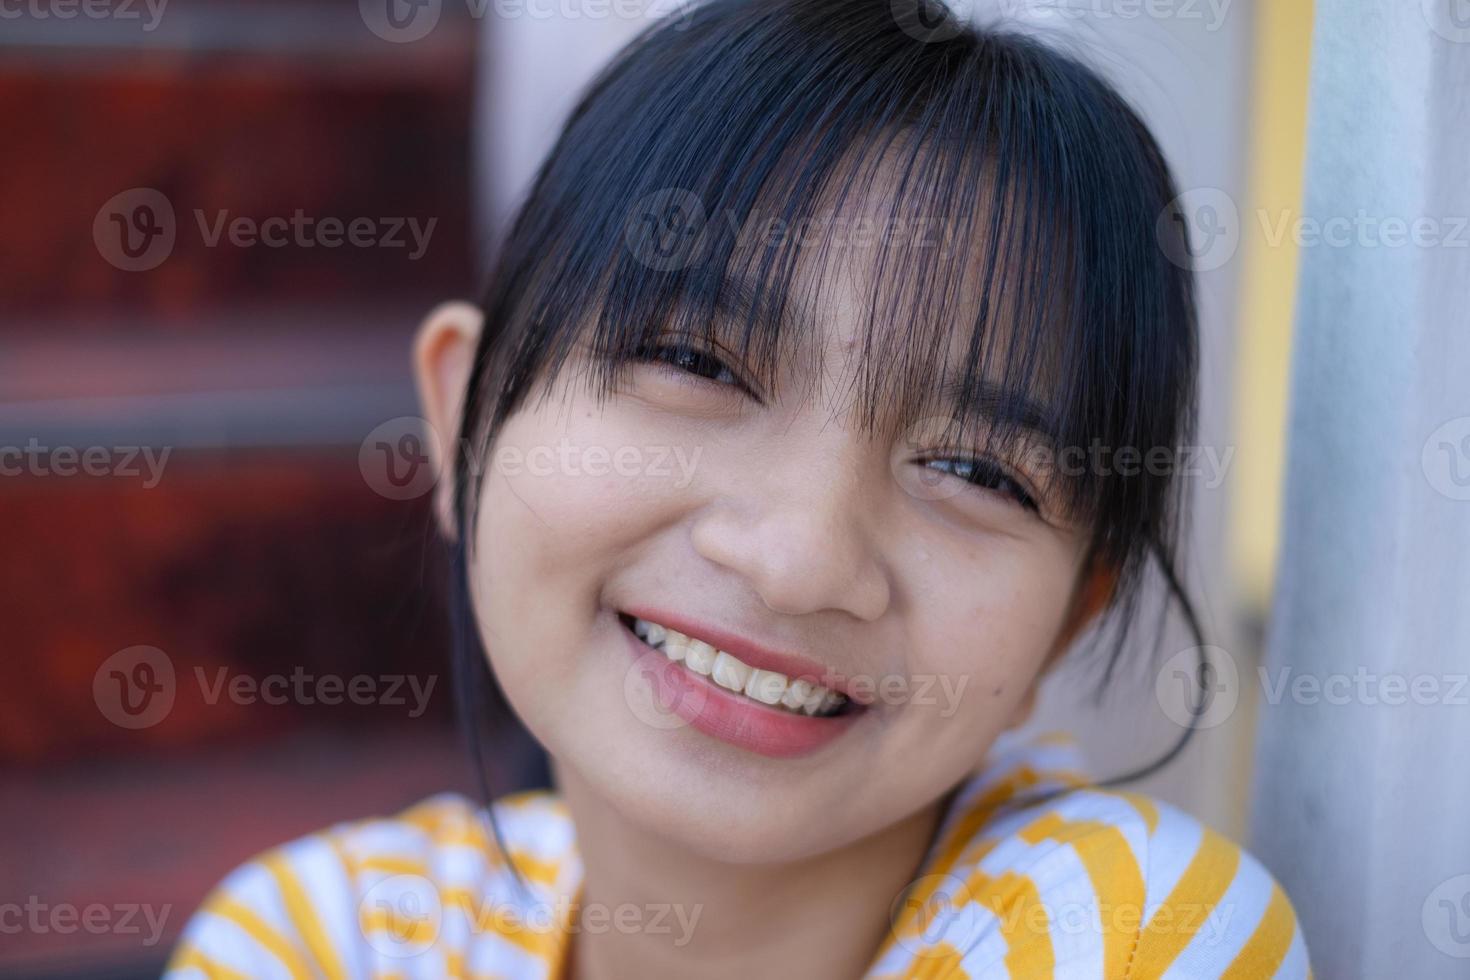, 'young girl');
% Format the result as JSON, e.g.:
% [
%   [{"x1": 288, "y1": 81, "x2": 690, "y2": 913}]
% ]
[{"x1": 166, "y1": 1, "x2": 1309, "y2": 976}]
